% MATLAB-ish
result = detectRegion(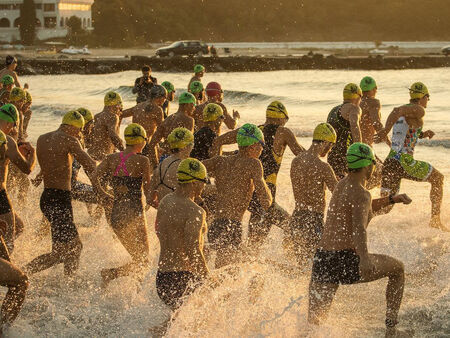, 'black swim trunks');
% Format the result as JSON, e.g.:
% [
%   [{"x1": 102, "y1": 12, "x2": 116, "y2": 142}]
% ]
[
  {"x1": 311, "y1": 248, "x2": 361, "y2": 285},
  {"x1": 289, "y1": 209, "x2": 324, "y2": 251},
  {"x1": 156, "y1": 270, "x2": 201, "y2": 310},
  {"x1": 0, "y1": 189, "x2": 12, "y2": 215},
  {"x1": 40, "y1": 188, "x2": 79, "y2": 244},
  {"x1": 208, "y1": 219, "x2": 242, "y2": 250}
]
